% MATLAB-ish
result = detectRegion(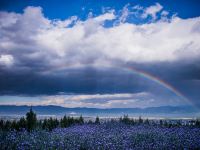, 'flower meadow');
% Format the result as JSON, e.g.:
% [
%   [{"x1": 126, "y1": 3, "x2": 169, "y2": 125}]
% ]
[
  {"x1": 1, "y1": 122, "x2": 200, "y2": 150},
  {"x1": 1, "y1": 109, "x2": 200, "y2": 149}
]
